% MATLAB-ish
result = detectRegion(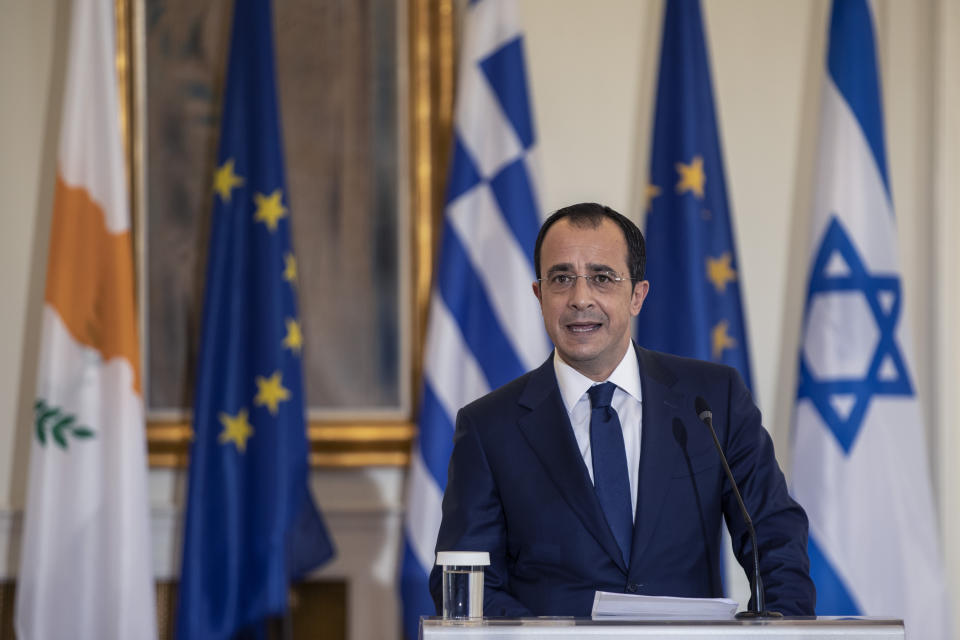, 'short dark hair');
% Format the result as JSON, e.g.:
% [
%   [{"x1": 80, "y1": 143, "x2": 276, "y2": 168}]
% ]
[{"x1": 533, "y1": 202, "x2": 646, "y2": 283}]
